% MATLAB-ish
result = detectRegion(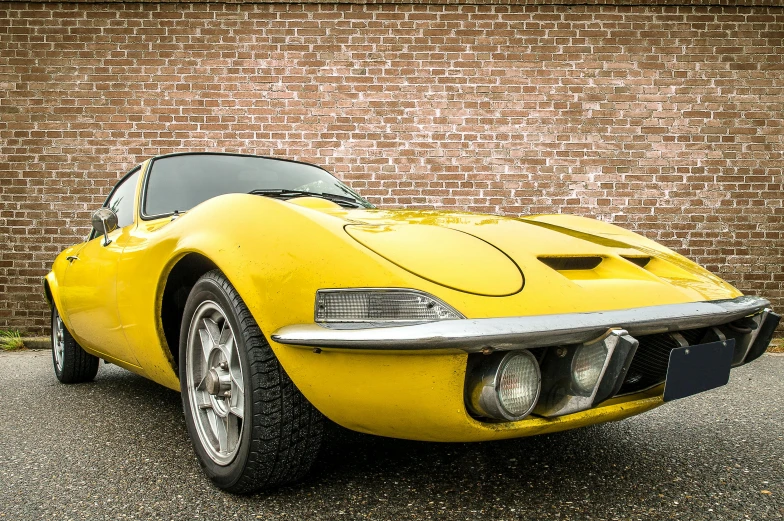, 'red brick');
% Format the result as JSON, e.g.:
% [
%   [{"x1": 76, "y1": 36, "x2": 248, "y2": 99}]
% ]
[{"x1": 0, "y1": 1, "x2": 783, "y2": 335}]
